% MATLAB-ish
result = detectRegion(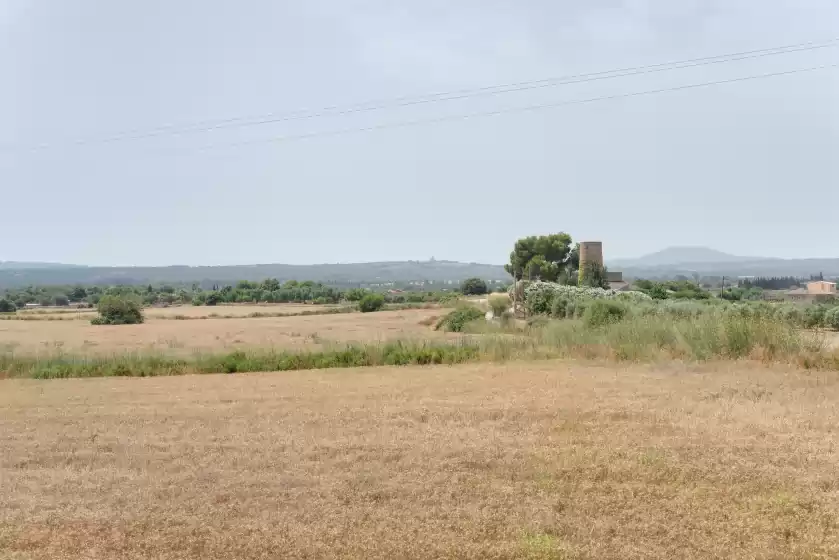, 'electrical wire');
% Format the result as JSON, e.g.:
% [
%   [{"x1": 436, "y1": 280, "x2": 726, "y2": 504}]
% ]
[
  {"x1": 4, "y1": 37, "x2": 837, "y2": 153},
  {"x1": 189, "y1": 63, "x2": 837, "y2": 152}
]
